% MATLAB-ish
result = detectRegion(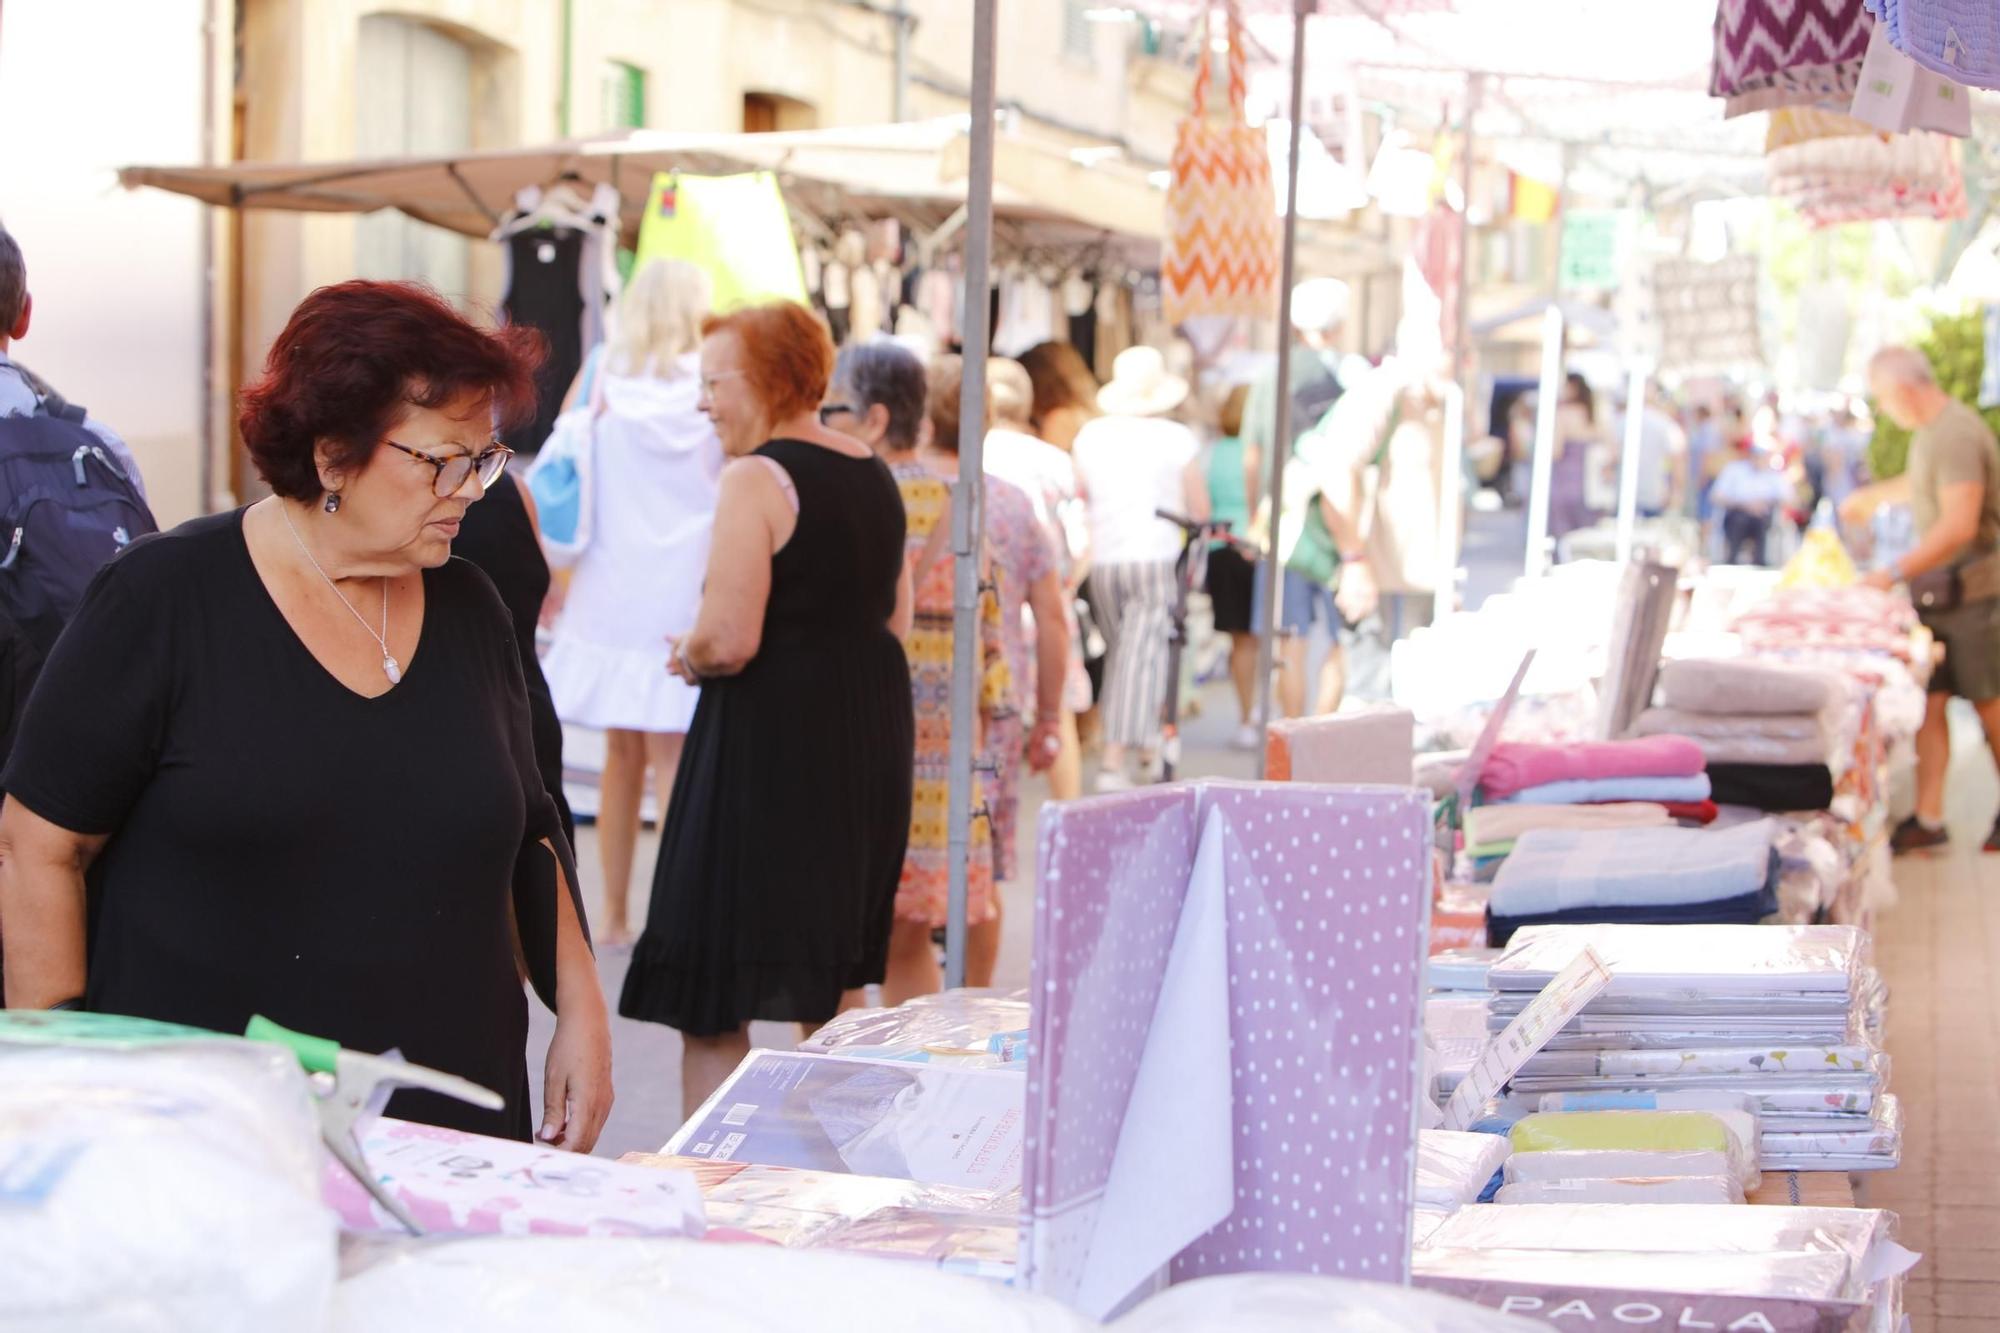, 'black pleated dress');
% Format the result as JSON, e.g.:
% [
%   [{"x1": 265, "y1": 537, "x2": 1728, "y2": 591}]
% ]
[{"x1": 620, "y1": 440, "x2": 914, "y2": 1037}]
